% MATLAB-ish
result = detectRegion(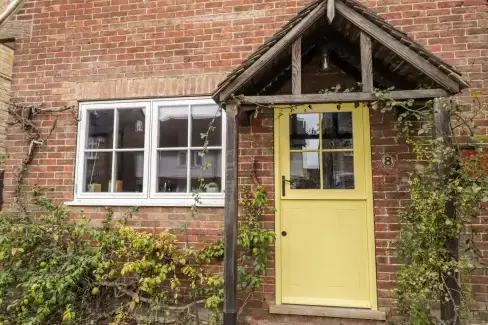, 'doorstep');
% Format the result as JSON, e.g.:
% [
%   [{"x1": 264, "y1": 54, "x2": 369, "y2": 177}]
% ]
[{"x1": 269, "y1": 304, "x2": 386, "y2": 321}]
